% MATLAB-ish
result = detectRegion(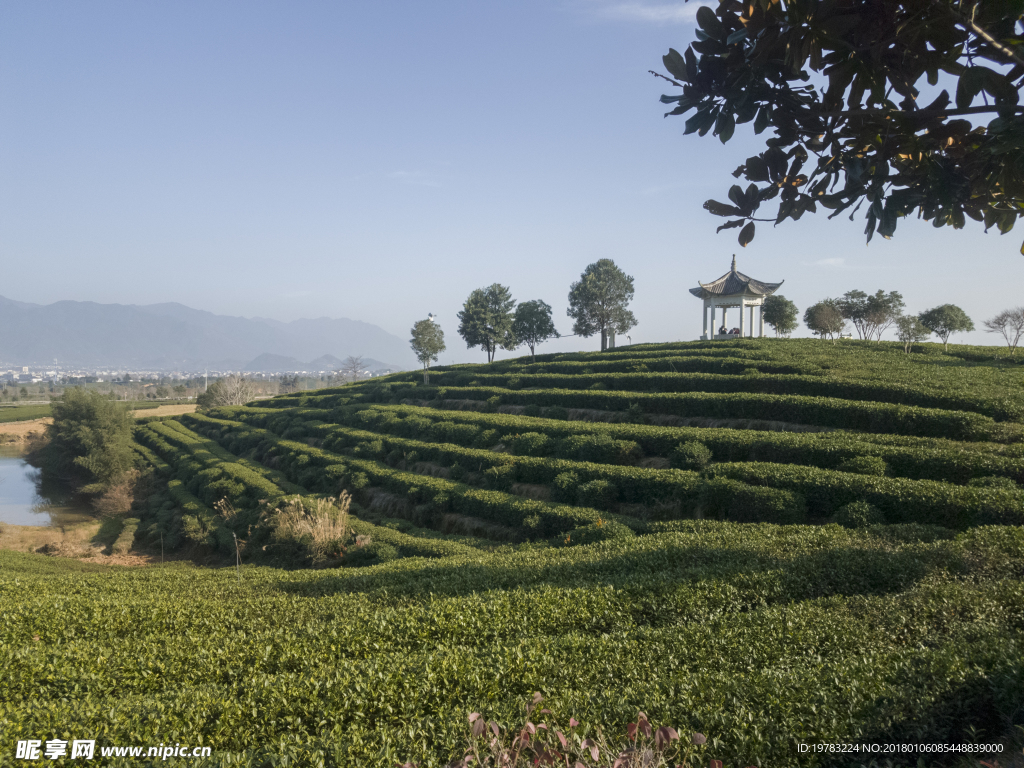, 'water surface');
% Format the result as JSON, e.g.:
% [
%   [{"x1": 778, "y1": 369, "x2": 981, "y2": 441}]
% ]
[{"x1": 0, "y1": 448, "x2": 95, "y2": 527}]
